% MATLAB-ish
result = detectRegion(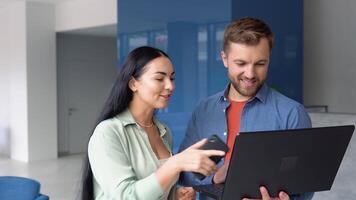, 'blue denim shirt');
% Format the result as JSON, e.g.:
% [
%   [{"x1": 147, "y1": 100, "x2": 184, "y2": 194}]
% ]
[{"x1": 178, "y1": 84, "x2": 313, "y2": 200}]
